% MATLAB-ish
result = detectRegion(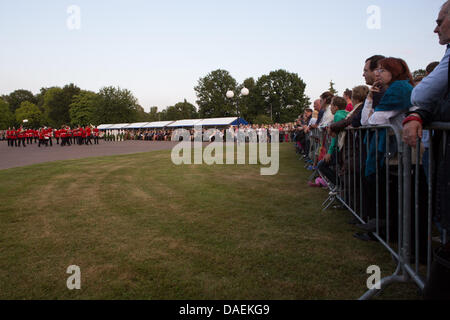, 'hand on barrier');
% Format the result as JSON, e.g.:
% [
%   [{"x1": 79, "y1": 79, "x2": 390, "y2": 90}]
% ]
[{"x1": 402, "y1": 114, "x2": 423, "y2": 148}]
